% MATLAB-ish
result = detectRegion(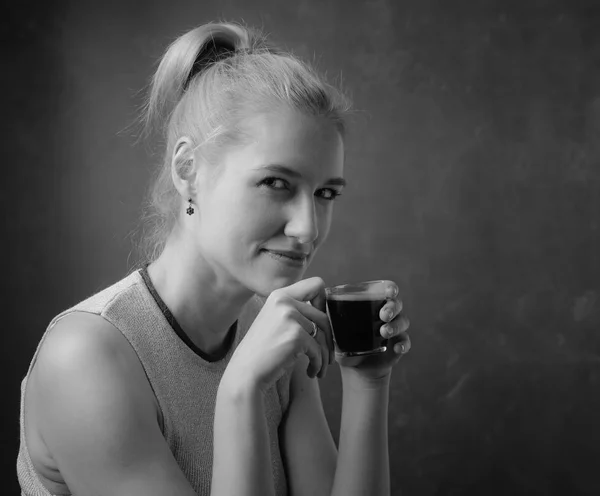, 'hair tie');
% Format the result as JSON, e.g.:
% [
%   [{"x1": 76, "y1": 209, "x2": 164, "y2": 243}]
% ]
[{"x1": 183, "y1": 38, "x2": 237, "y2": 90}]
